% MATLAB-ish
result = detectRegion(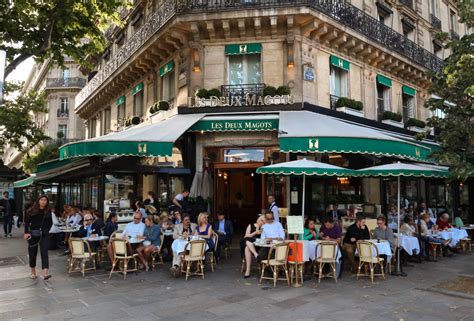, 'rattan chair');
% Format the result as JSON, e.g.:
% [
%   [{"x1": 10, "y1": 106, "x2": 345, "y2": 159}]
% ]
[
  {"x1": 314, "y1": 241, "x2": 338, "y2": 283},
  {"x1": 151, "y1": 234, "x2": 165, "y2": 270},
  {"x1": 259, "y1": 242, "x2": 290, "y2": 287},
  {"x1": 180, "y1": 239, "x2": 207, "y2": 280},
  {"x1": 108, "y1": 238, "x2": 138, "y2": 280},
  {"x1": 67, "y1": 237, "x2": 97, "y2": 277},
  {"x1": 356, "y1": 240, "x2": 385, "y2": 284},
  {"x1": 208, "y1": 232, "x2": 219, "y2": 272},
  {"x1": 459, "y1": 237, "x2": 472, "y2": 253}
]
